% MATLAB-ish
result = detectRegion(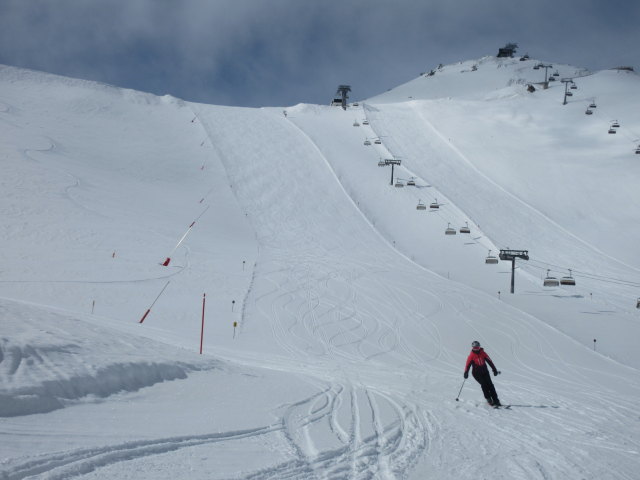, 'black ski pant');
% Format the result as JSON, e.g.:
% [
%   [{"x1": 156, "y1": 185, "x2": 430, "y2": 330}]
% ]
[{"x1": 472, "y1": 368, "x2": 499, "y2": 404}]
